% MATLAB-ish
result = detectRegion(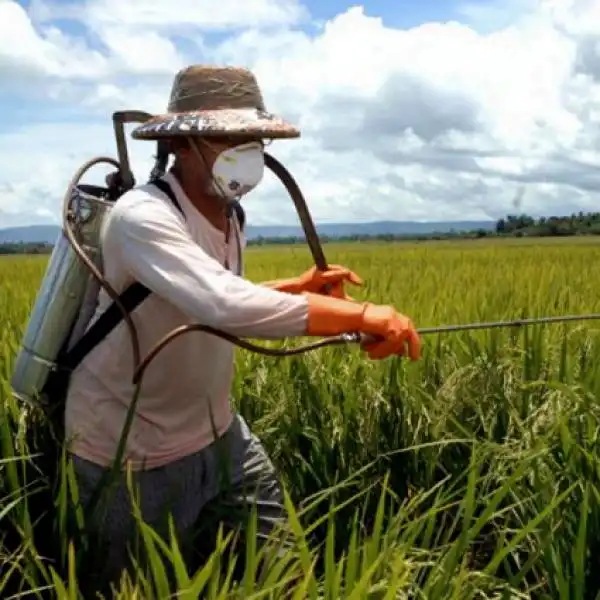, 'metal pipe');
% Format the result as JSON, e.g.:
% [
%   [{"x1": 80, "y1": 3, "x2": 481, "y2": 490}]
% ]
[{"x1": 73, "y1": 112, "x2": 600, "y2": 385}]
